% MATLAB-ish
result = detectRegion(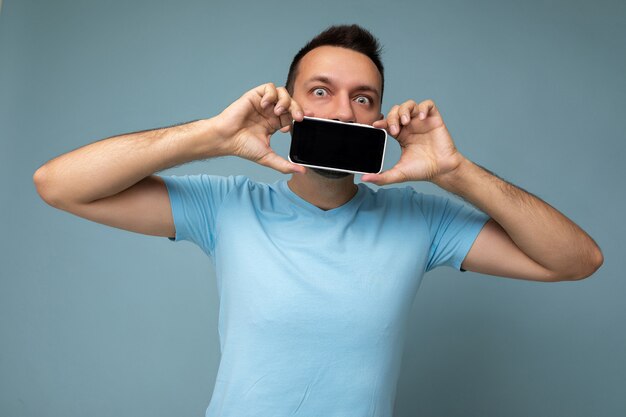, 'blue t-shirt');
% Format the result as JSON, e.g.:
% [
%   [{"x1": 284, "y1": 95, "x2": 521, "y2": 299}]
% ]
[{"x1": 162, "y1": 175, "x2": 489, "y2": 417}]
